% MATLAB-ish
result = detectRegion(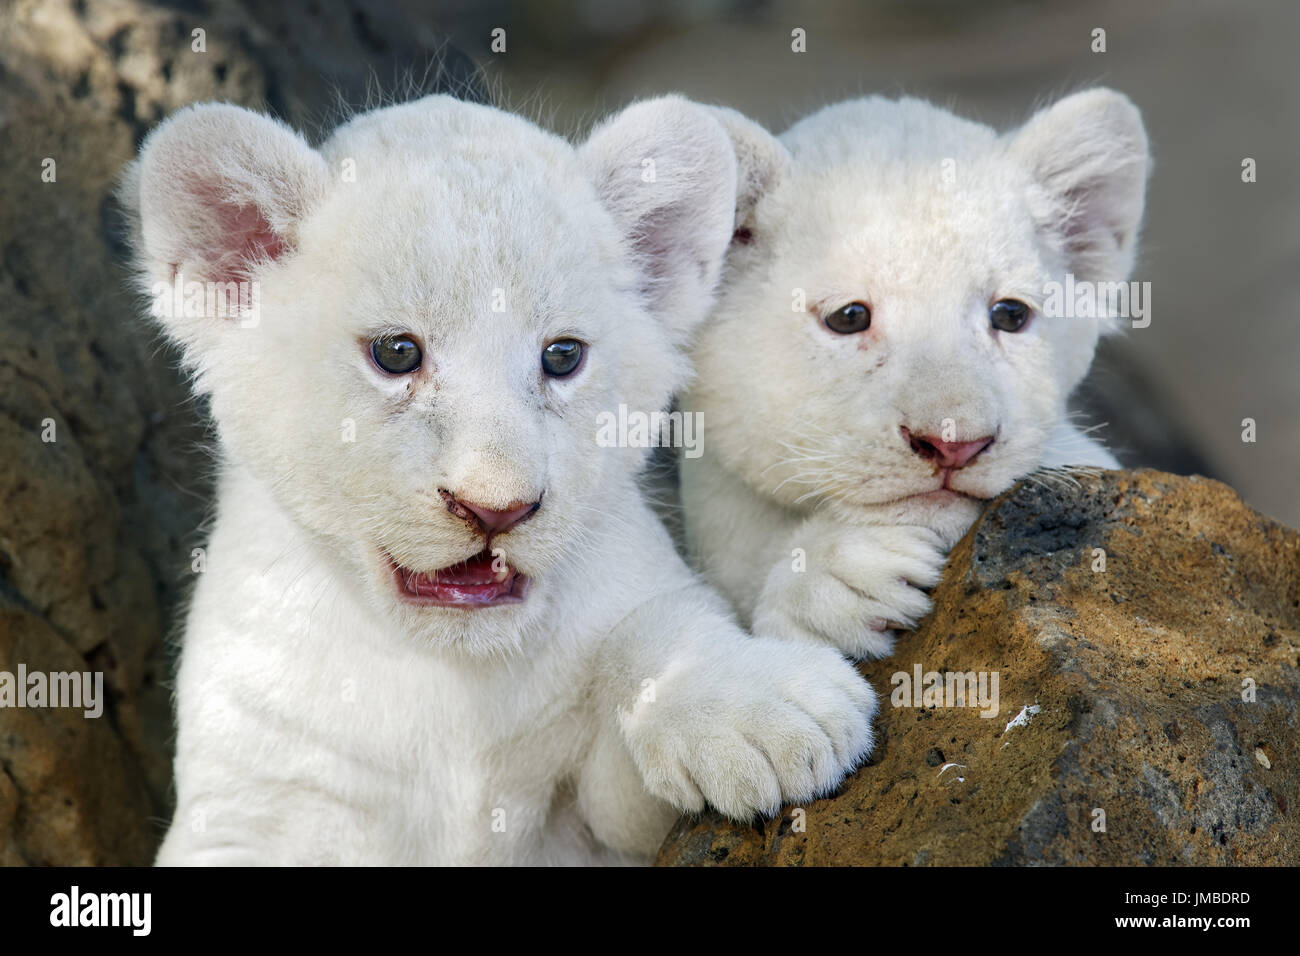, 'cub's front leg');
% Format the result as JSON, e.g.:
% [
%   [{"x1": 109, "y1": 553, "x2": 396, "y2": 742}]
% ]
[
  {"x1": 750, "y1": 510, "x2": 964, "y2": 660},
  {"x1": 580, "y1": 584, "x2": 876, "y2": 853}
]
